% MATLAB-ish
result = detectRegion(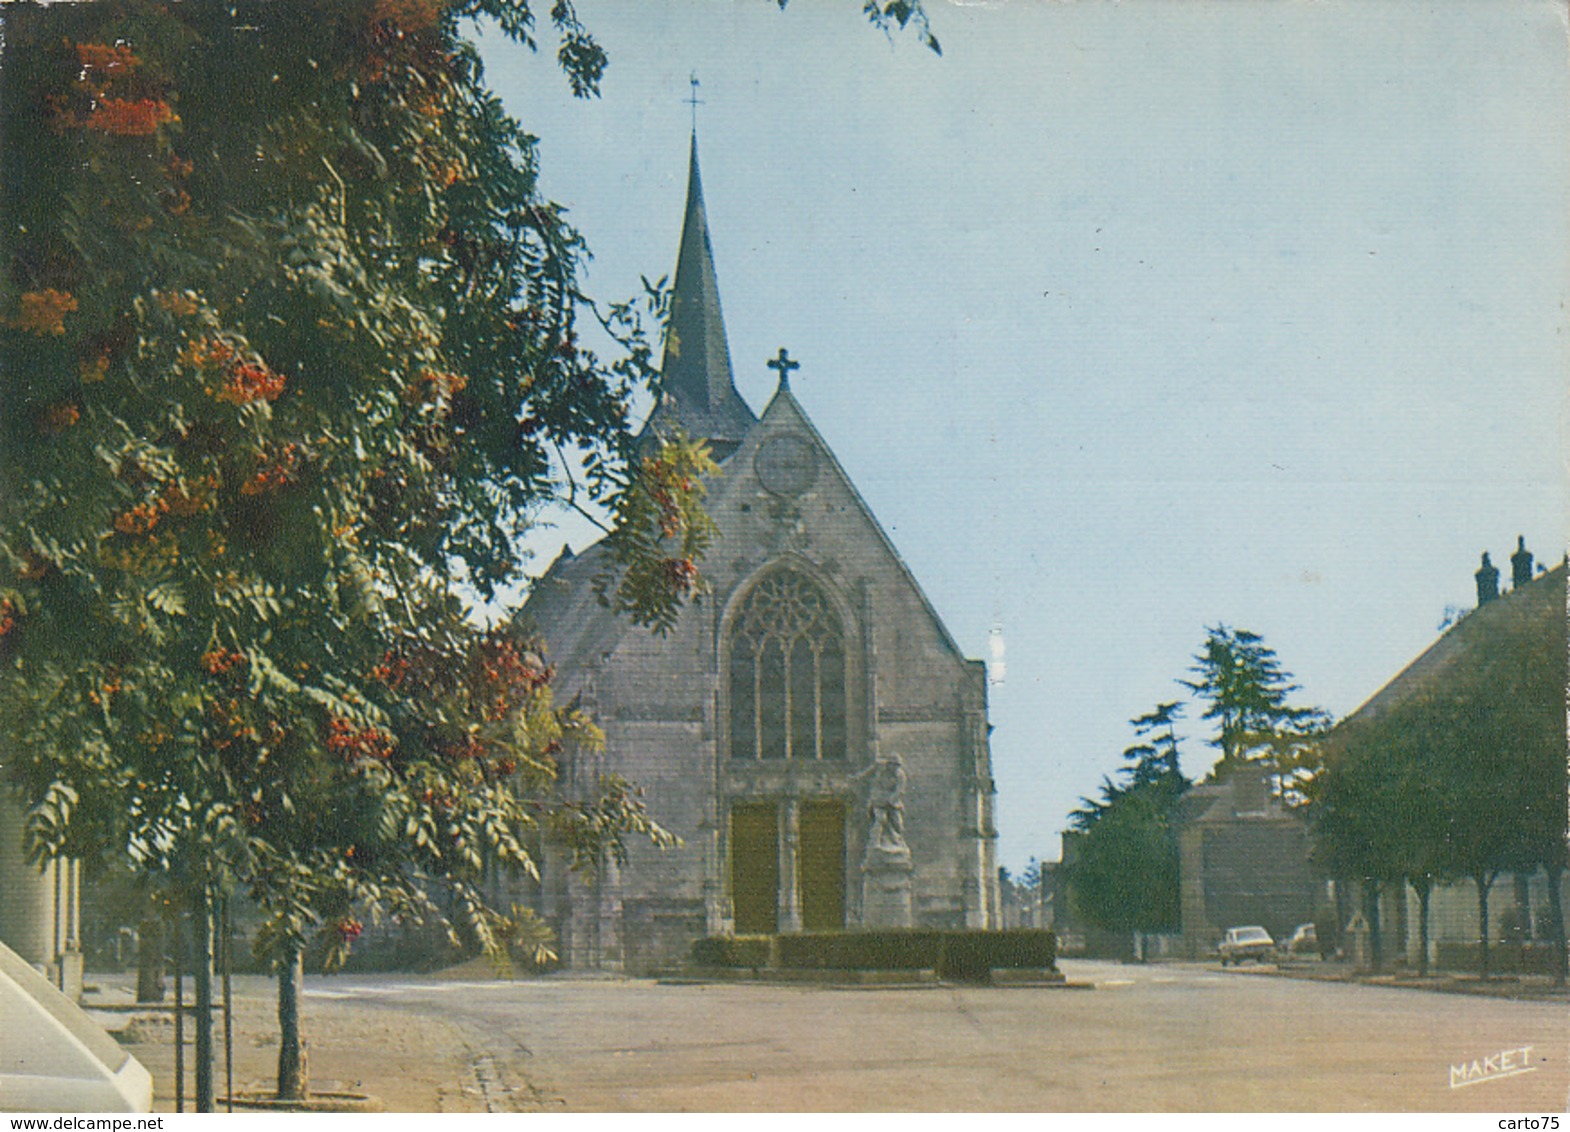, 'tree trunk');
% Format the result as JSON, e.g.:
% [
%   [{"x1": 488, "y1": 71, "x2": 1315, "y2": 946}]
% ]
[
  {"x1": 1474, "y1": 872, "x2": 1494, "y2": 980},
  {"x1": 1543, "y1": 864, "x2": 1566, "y2": 988},
  {"x1": 1364, "y1": 880, "x2": 1383, "y2": 973},
  {"x1": 191, "y1": 889, "x2": 215, "y2": 1112},
  {"x1": 135, "y1": 916, "x2": 165, "y2": 1003},
  {"x1": 1333, "y1": 878, "x2": 1352, "y2": 957},
  {"x1": 277, "y1": 943, "x2": 308, "y2": 1101},
  {"x1": 1415, "y1": 879, "x2": 1432, "y2": 979}
]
